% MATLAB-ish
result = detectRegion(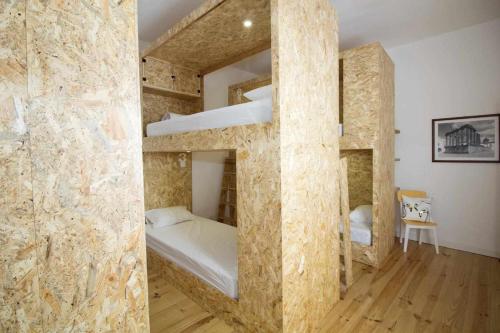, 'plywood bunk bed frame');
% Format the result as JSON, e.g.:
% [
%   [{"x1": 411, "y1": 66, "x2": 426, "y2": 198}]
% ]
[
  {"x1": 339, "y1": 42, "x2": 396, "y2": 267},
  {"x1": 141, "y1": 0, "x2": 340, "y2": 332},
  {"x1": 223, "y1": 43, "x2": 397, "y2": 269}
]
